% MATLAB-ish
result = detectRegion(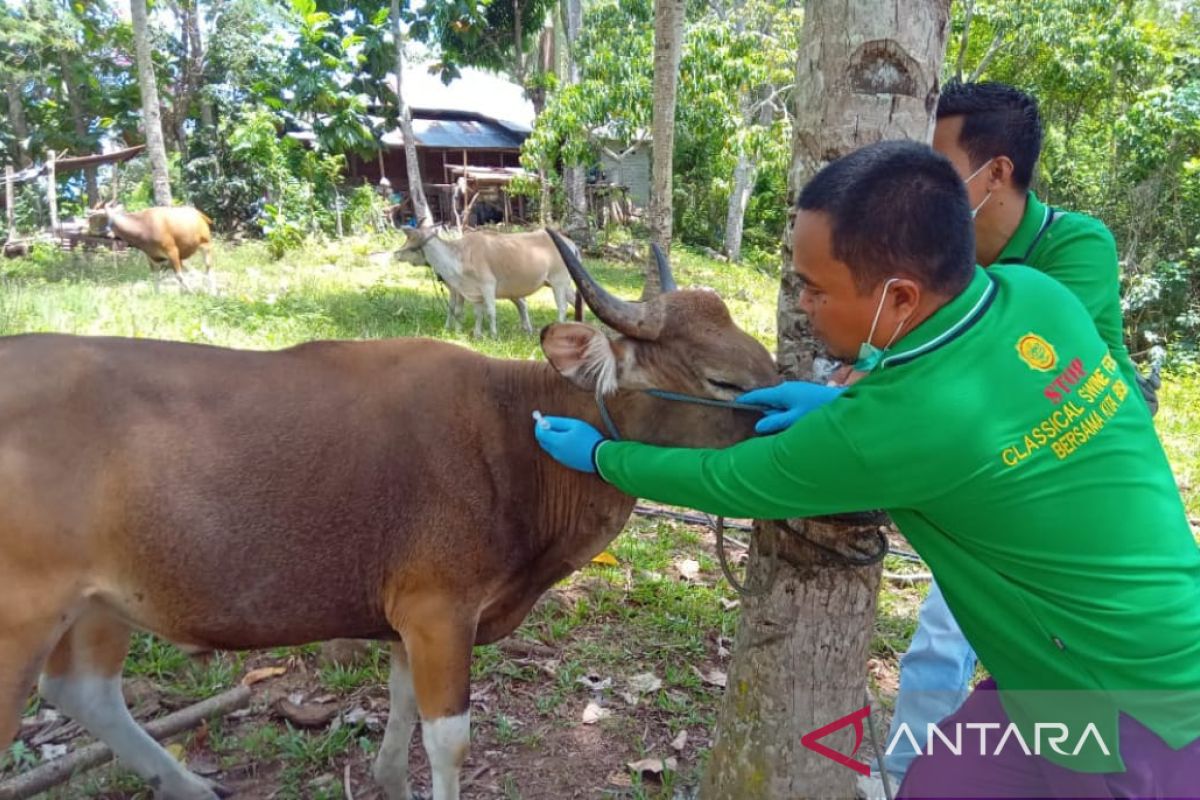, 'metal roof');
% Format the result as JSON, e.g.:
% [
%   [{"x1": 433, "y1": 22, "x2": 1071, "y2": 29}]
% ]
[{"x1": 380, "y1": 117, "x2": 526, "y2": 151}]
